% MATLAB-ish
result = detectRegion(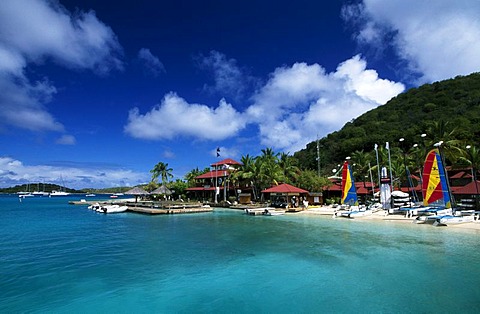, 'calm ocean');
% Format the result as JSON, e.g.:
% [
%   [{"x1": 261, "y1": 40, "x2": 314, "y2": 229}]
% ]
[{"x1": 1, "y1": 195, "x2": 479, "y2": 313}]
